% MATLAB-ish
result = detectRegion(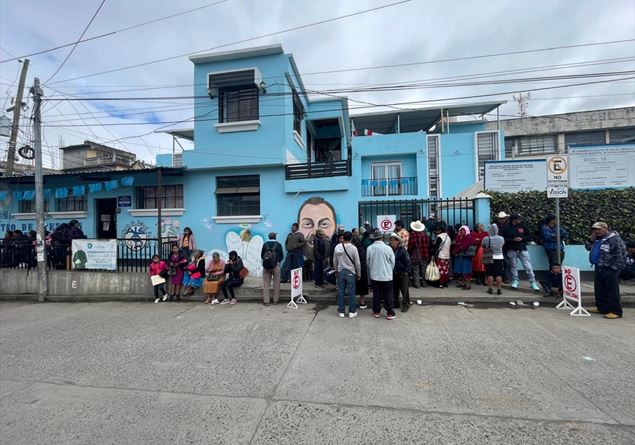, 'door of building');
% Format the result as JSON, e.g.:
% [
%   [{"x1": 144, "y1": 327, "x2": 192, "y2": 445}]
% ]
[{"x1": 96, "y1": 198, "x2": 117, "y2": 239}]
